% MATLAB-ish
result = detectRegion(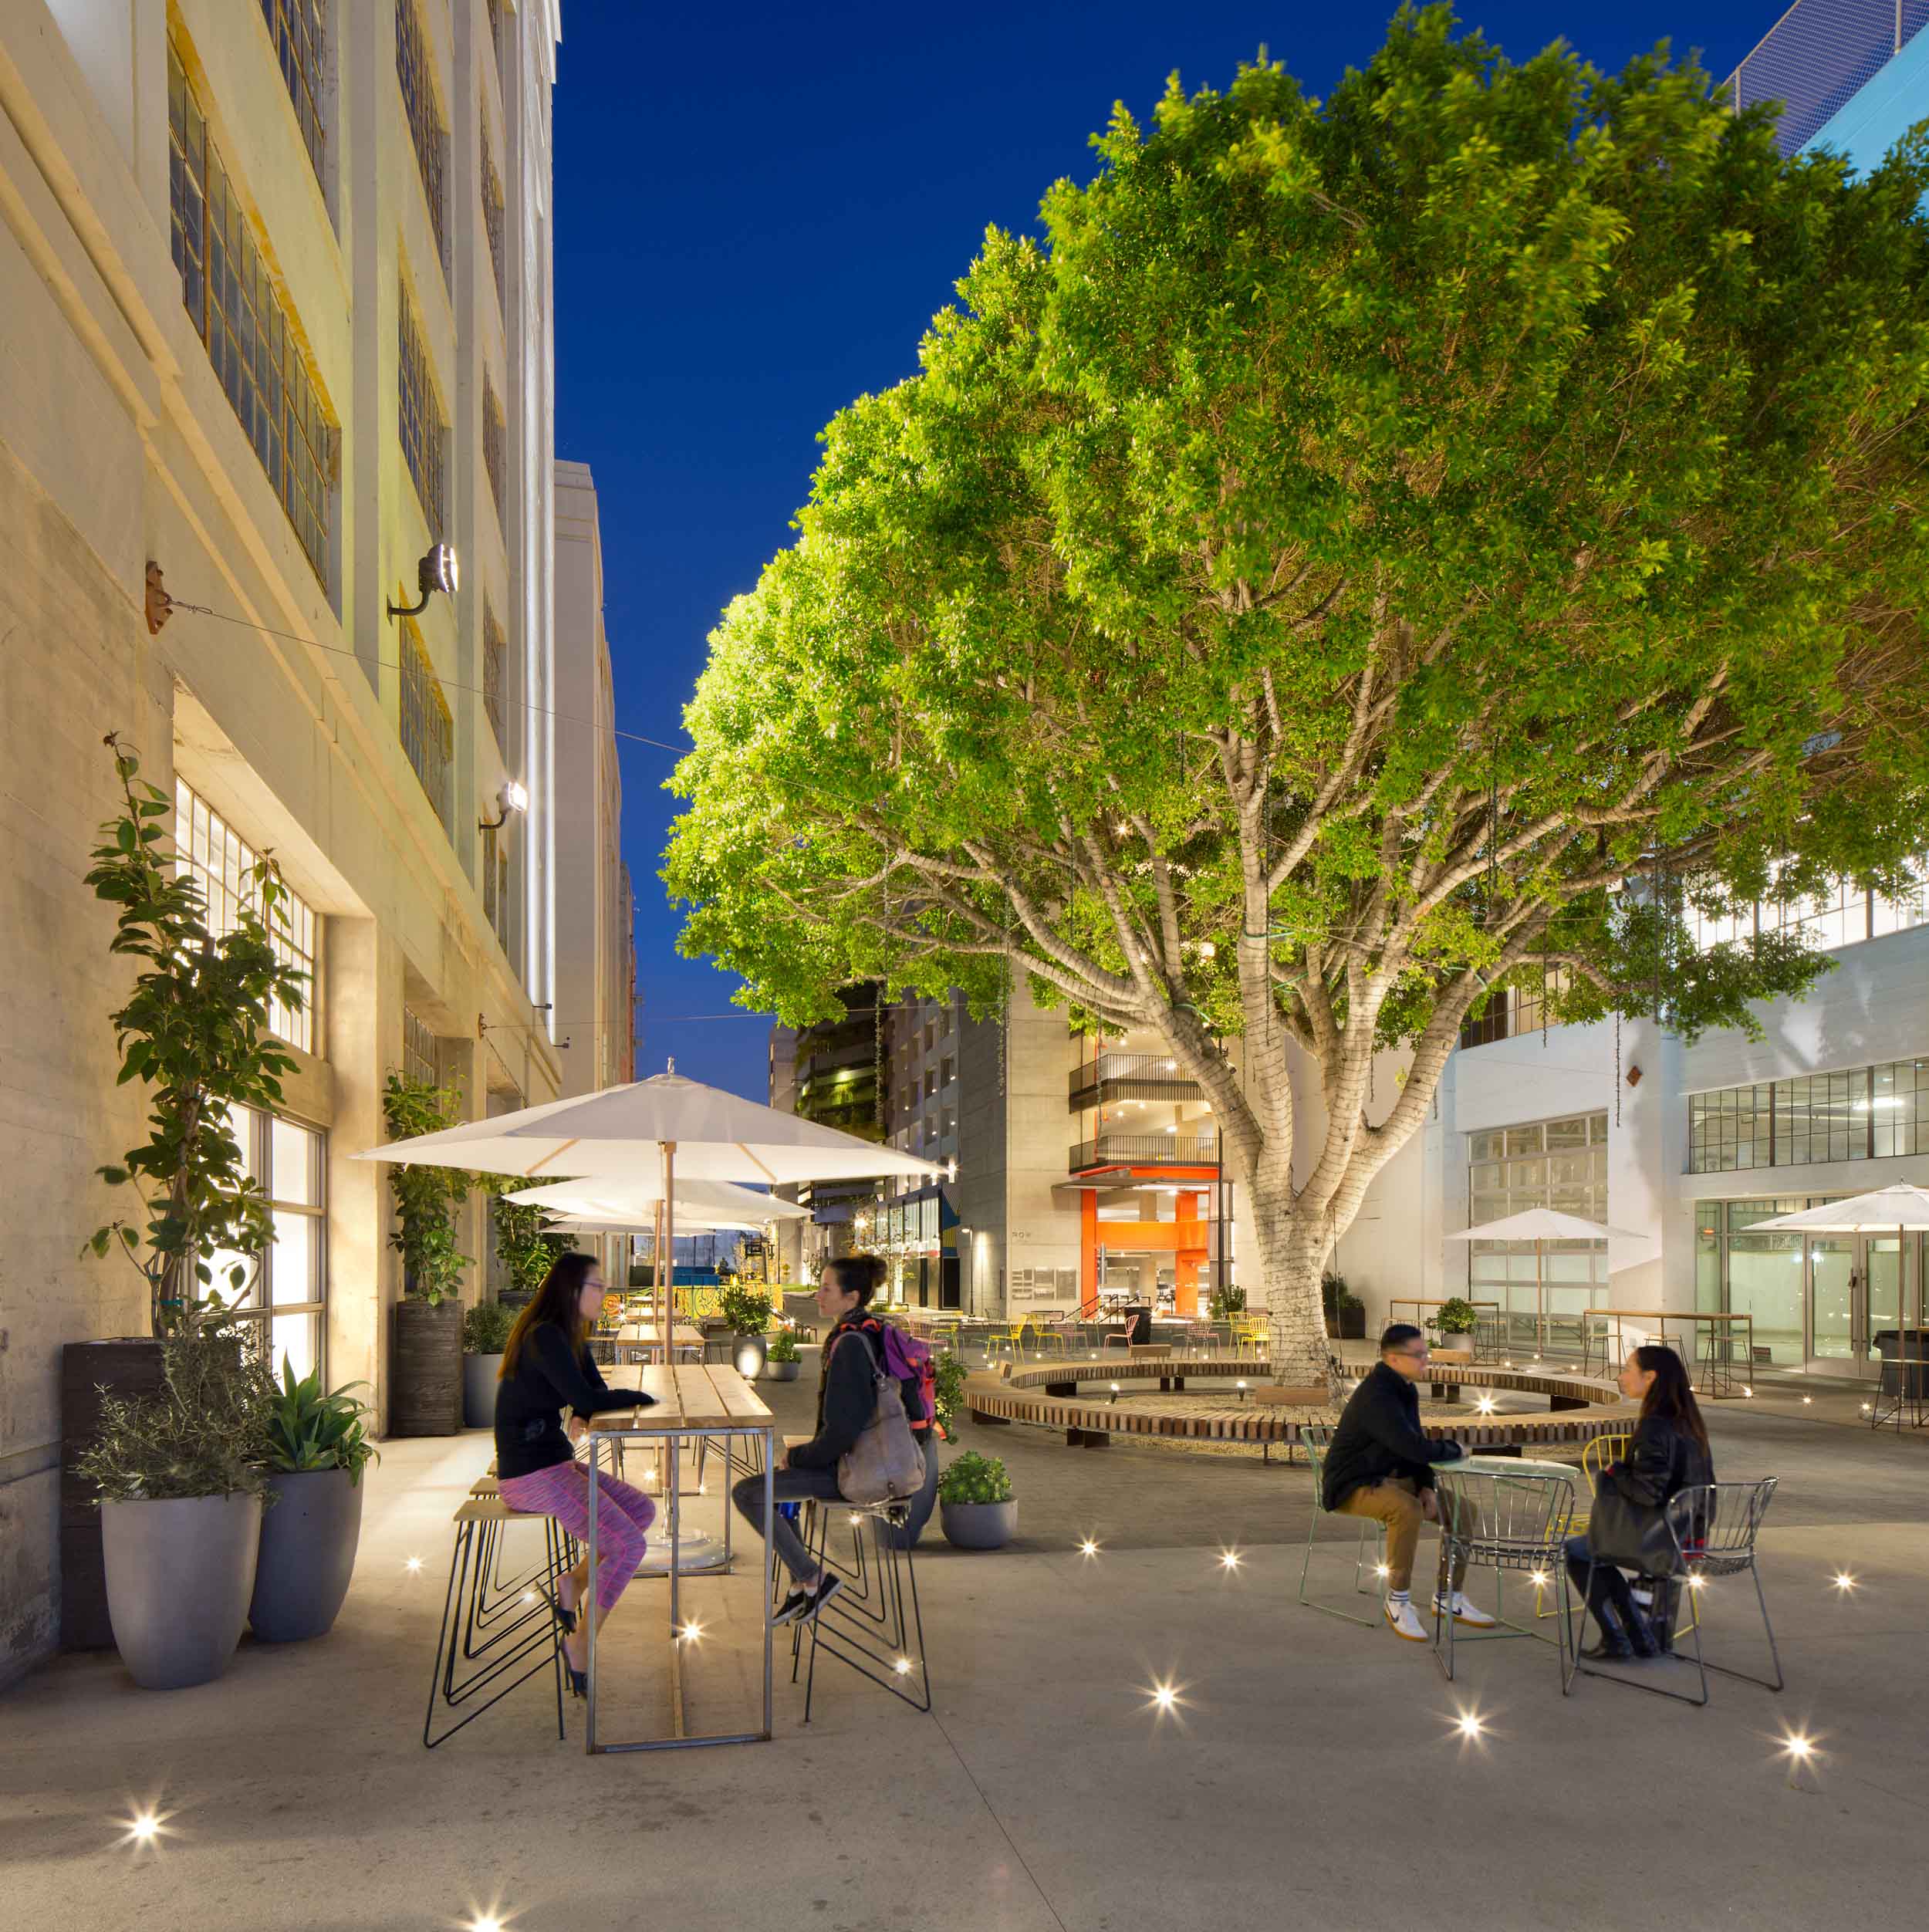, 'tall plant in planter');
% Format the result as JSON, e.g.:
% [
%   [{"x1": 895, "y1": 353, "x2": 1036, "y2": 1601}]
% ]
[
  {"x1": 81, "y1": 737, "x2": 308, "y2": 1339},
  {"x1": 383, "y1": 1072, "x2": 473, "y2": 1435},
  {"x1": 488, "y1": 1184, "x2": 577, "y2": 1307},
  {"x1": 66, "y1": 737, "x2": 306, "y2": 1658}
]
